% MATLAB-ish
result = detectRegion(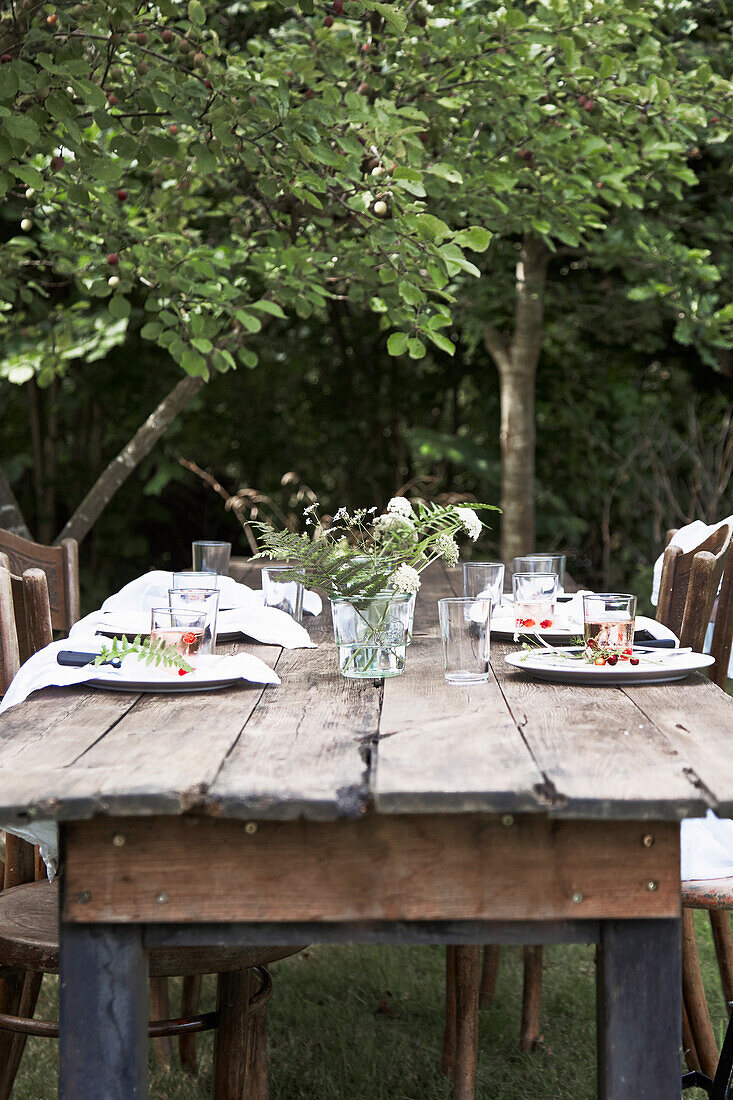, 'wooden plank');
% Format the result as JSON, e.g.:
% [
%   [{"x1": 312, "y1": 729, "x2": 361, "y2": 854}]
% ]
[
  {"x1": 621, "y1": 675, "x2": 733, "y2": 817},
  {"x1": 375, "y1": 634, "x2": 546, "y2": 814},
  {"x1": 59, "y1": 921, "x2": 148, "y2": 1100},
  {"x1": 492, "y1": 642, "x2": 709, "y2": 819},
  {"x1": 207, "y1": 629, "x2": 380, "y2": 820},
  {"x1": 62, "y1": 813, "x2": 680, "y2": 923},
  {"x1": 144, "y1": 919, "x2": 602, "y2": 948},
  {"x1": 596, "y1": 918, "x2": 681, "y2": 1099}
]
